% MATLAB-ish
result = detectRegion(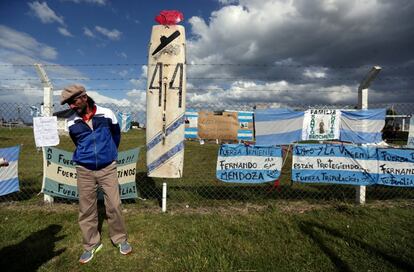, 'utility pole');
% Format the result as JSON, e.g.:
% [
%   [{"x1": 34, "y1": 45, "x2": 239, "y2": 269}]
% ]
[
  {"x1": 356, "y1": 66, "x2": 381, "y2": 205},
  {"x1": 34, "y1": 63, "x2": 54, "y2": 204}
]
